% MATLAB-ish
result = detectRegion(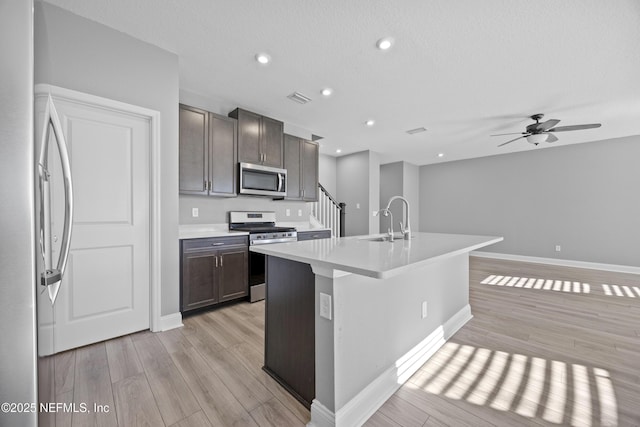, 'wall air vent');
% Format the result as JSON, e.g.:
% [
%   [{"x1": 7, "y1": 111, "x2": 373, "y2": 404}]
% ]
[
  {"x1": 311, "y1": 134, "x2": 324, "y2": 141},
  {"x1": 287, "y1": 91, "x2": 312, "y2": 104},
  {"x1": 406, "y1": 127, "x2": 427, "y2": 135}
]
